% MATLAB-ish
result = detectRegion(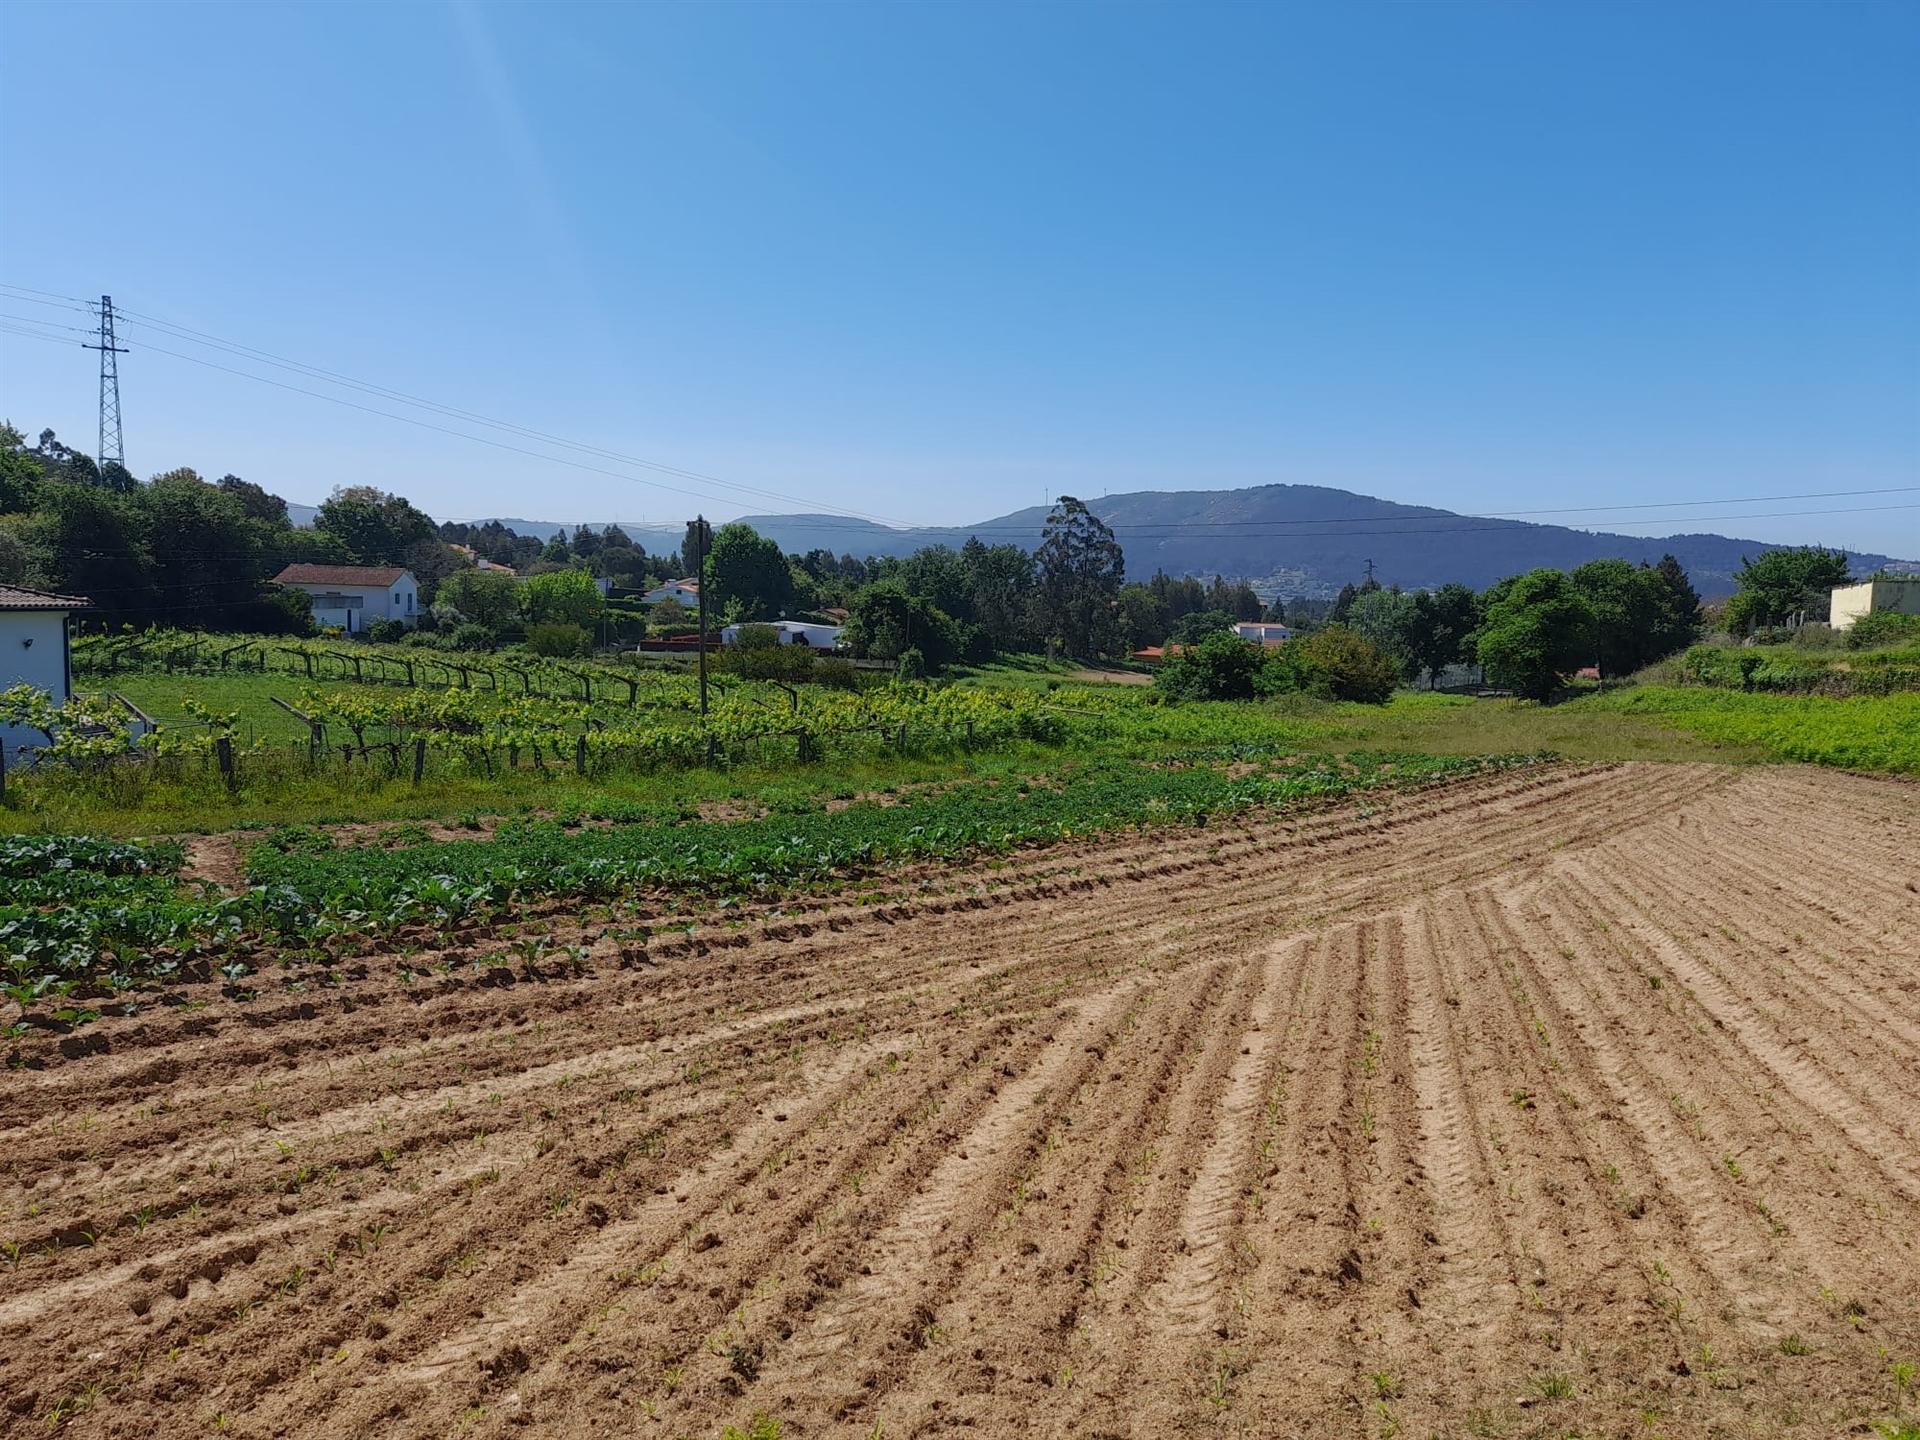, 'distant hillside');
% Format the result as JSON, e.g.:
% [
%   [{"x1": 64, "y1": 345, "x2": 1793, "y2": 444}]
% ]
[
  {"x1": 298, "y1": 486, "x2": 1911, "y2": 598},
  {"x1": 932, "y1": 485, "x2": 1913, "y2": 598}
]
